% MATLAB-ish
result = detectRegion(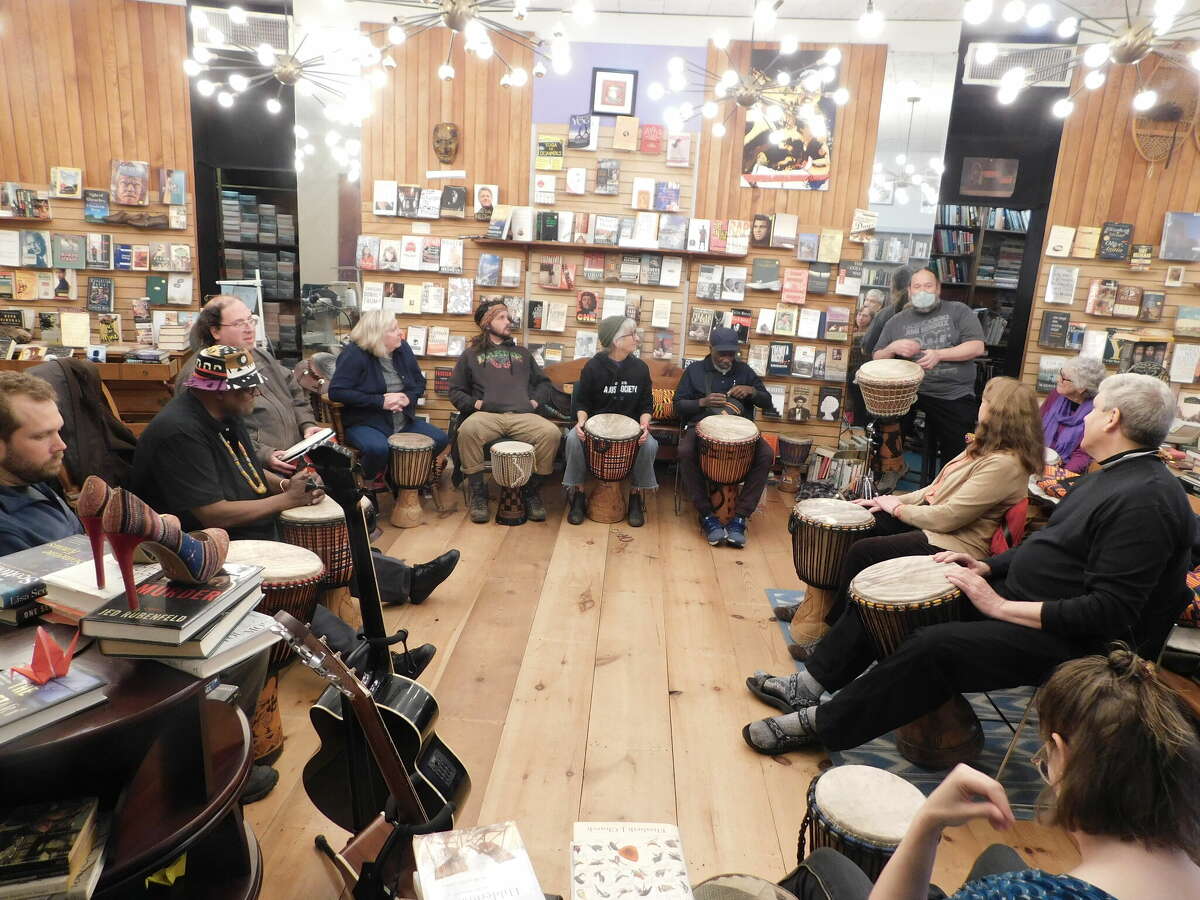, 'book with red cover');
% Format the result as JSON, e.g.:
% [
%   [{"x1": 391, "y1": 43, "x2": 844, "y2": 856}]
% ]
[{"x1": 639, "y1": 124, "x2": 665, "y2": 154}]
